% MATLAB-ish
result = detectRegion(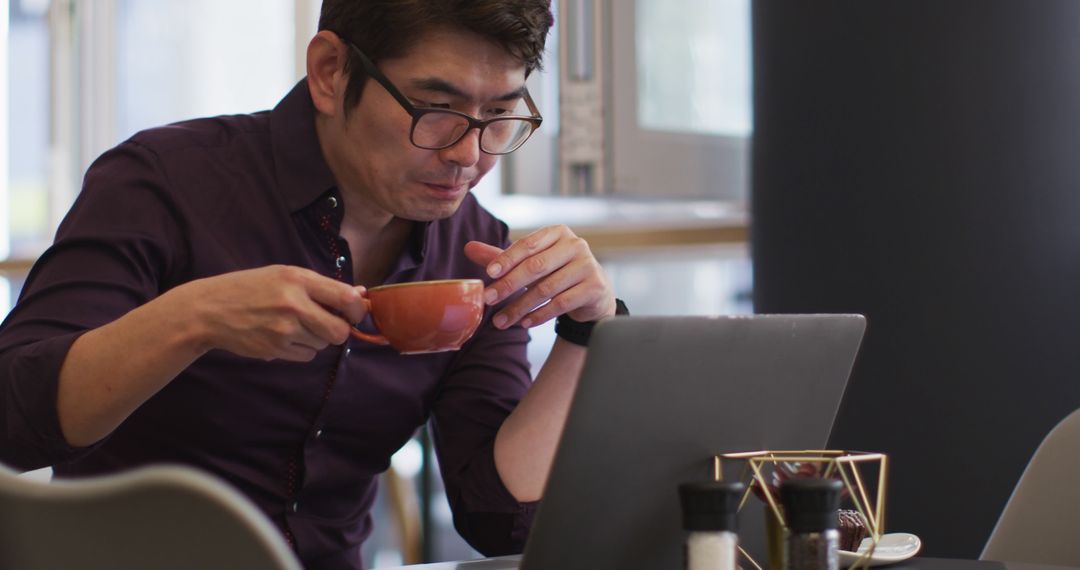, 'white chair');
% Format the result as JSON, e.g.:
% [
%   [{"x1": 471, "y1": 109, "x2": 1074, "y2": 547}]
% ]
[
  {"x1": 981, "y1": 407, "x2": 1080, "y2": 567},
  {"x1": 0, "y1": 461, "x2": 302, "y2": 570}
]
